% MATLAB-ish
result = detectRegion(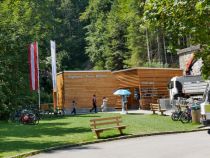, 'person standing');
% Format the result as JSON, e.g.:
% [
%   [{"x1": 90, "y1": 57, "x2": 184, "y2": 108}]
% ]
[
  {"x1": 101, "y1": 97, "x2": 108, "y2": 112},
  {"x1": 90, "y1": 94, "x2": 97, "y2": 113},
  {"x1": 121, "y1": 95, "x2": 128, "y2": 114},
  {"x1": 71, "y1": 100, "x2": 77, "y2": 115}
]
